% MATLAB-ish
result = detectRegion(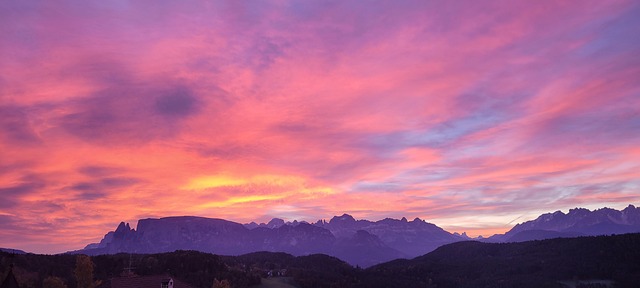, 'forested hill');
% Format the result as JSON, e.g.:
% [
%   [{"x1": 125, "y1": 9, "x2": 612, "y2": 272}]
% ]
[
  {"x1": 364, "y1": 233, "x2": 640, "y2": 287},
  {"x1": 2, "y1": 233, "x2": 640, "y2": 288}
]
